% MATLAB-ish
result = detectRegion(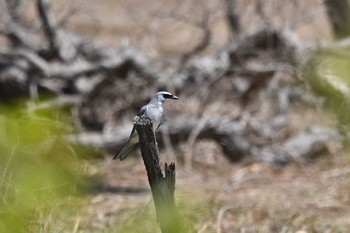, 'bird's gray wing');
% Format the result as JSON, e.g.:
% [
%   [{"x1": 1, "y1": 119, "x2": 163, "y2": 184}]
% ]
[
  {"x1": 138, "y1": 105, "x2": 147, "y2": 116},
  {"x1": 113, "y1": 125, "x2": 139, "y2": 160},
  {"x1": 113, "y1": 105, "x2": 148, "y2": 160},
  {"x1": 113, "y1": 140, "x2": 139, "y2": 160},
  {"x1": 156, "y1": 114, "x2": 165, "y2": 131},
  {"x1": 126, "y1": 105, "x2": 145, "y2": 142}
]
